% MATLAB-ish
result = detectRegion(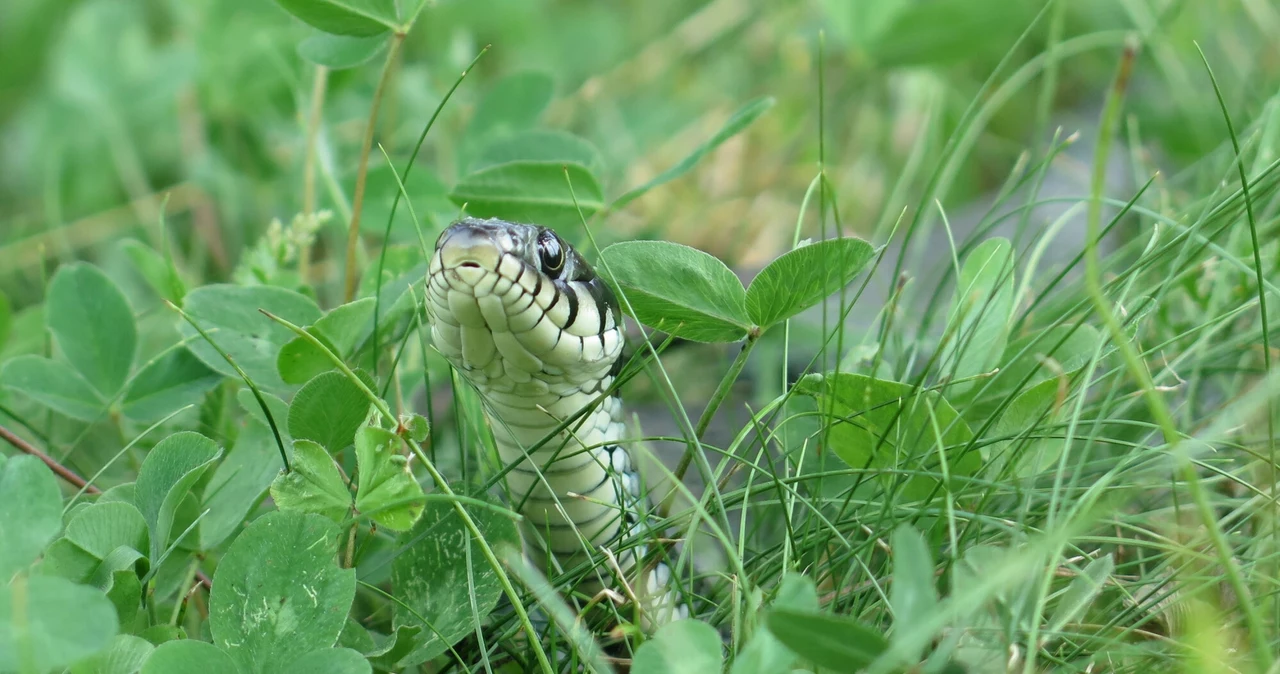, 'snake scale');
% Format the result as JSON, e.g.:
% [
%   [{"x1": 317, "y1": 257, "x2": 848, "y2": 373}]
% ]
[{"x1": 425, "y1": 217, "x2": 687, "y2": 628}]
